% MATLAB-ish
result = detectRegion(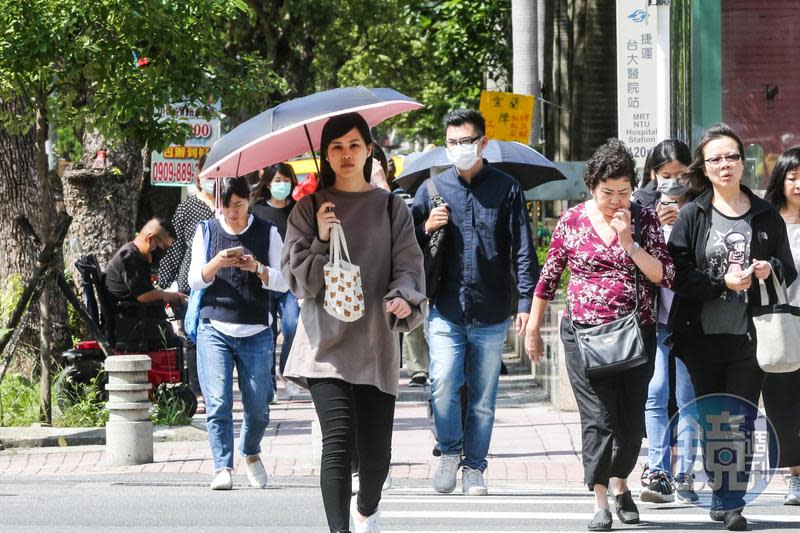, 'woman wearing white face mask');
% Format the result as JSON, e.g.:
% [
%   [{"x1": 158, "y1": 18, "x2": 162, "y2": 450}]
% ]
[
  {"x1": 252, "y1": 163, "x2": 302, "y2": 399},
  {"x1": 158, "y1": 154, "x2": 215, "y2": 413},
  {"x1": 632, "y1": 140, "x2": 699, "y2": 506}
]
